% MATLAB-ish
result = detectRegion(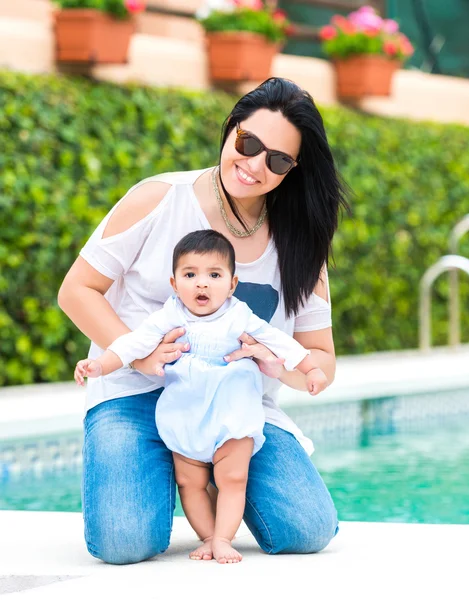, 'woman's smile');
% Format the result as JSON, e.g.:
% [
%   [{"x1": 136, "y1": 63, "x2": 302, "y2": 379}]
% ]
[{"x1": 235, "y1": 164, "x2": 260, "y2": 186}]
